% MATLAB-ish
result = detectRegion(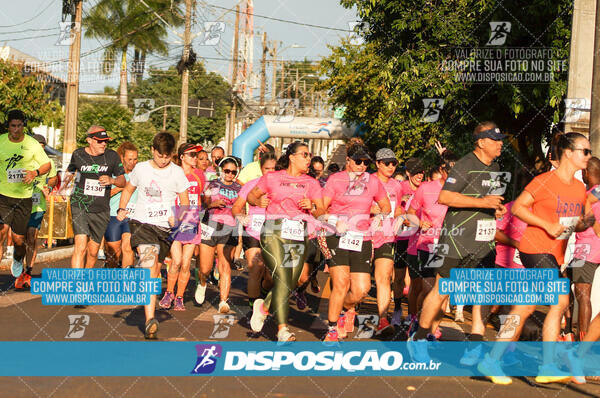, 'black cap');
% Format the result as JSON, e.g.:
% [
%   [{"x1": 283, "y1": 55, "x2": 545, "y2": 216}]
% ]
[
  {"x1": 405, "y1": 157, "x2": 425, "y2": 175},
  {"x1": 475, "y1": 127, "x2": 506, "y2": 141}
]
